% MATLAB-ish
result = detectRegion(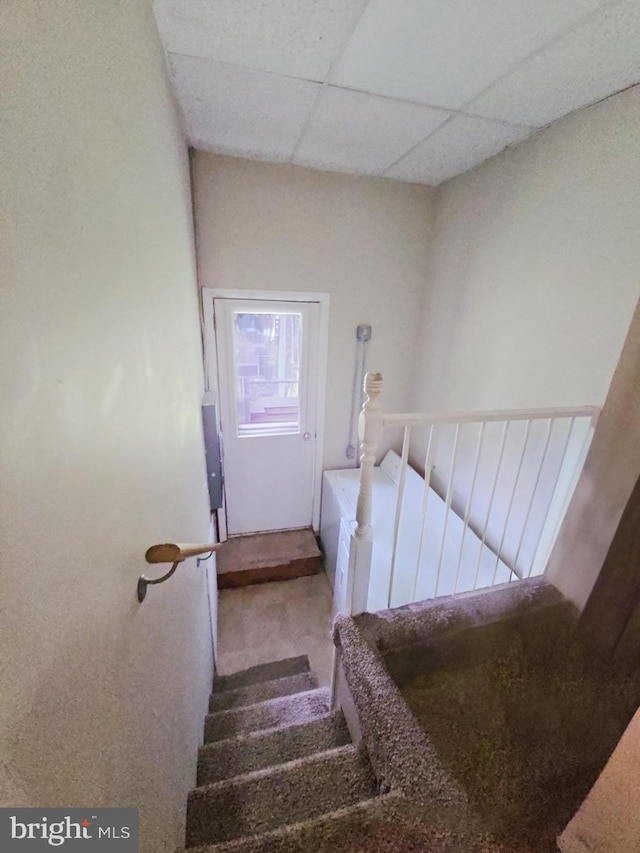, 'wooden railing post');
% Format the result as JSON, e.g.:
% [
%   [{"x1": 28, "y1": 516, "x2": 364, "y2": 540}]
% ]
[{"x1": 349, "y1": 372, "x2": 384, "y2": 614}]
